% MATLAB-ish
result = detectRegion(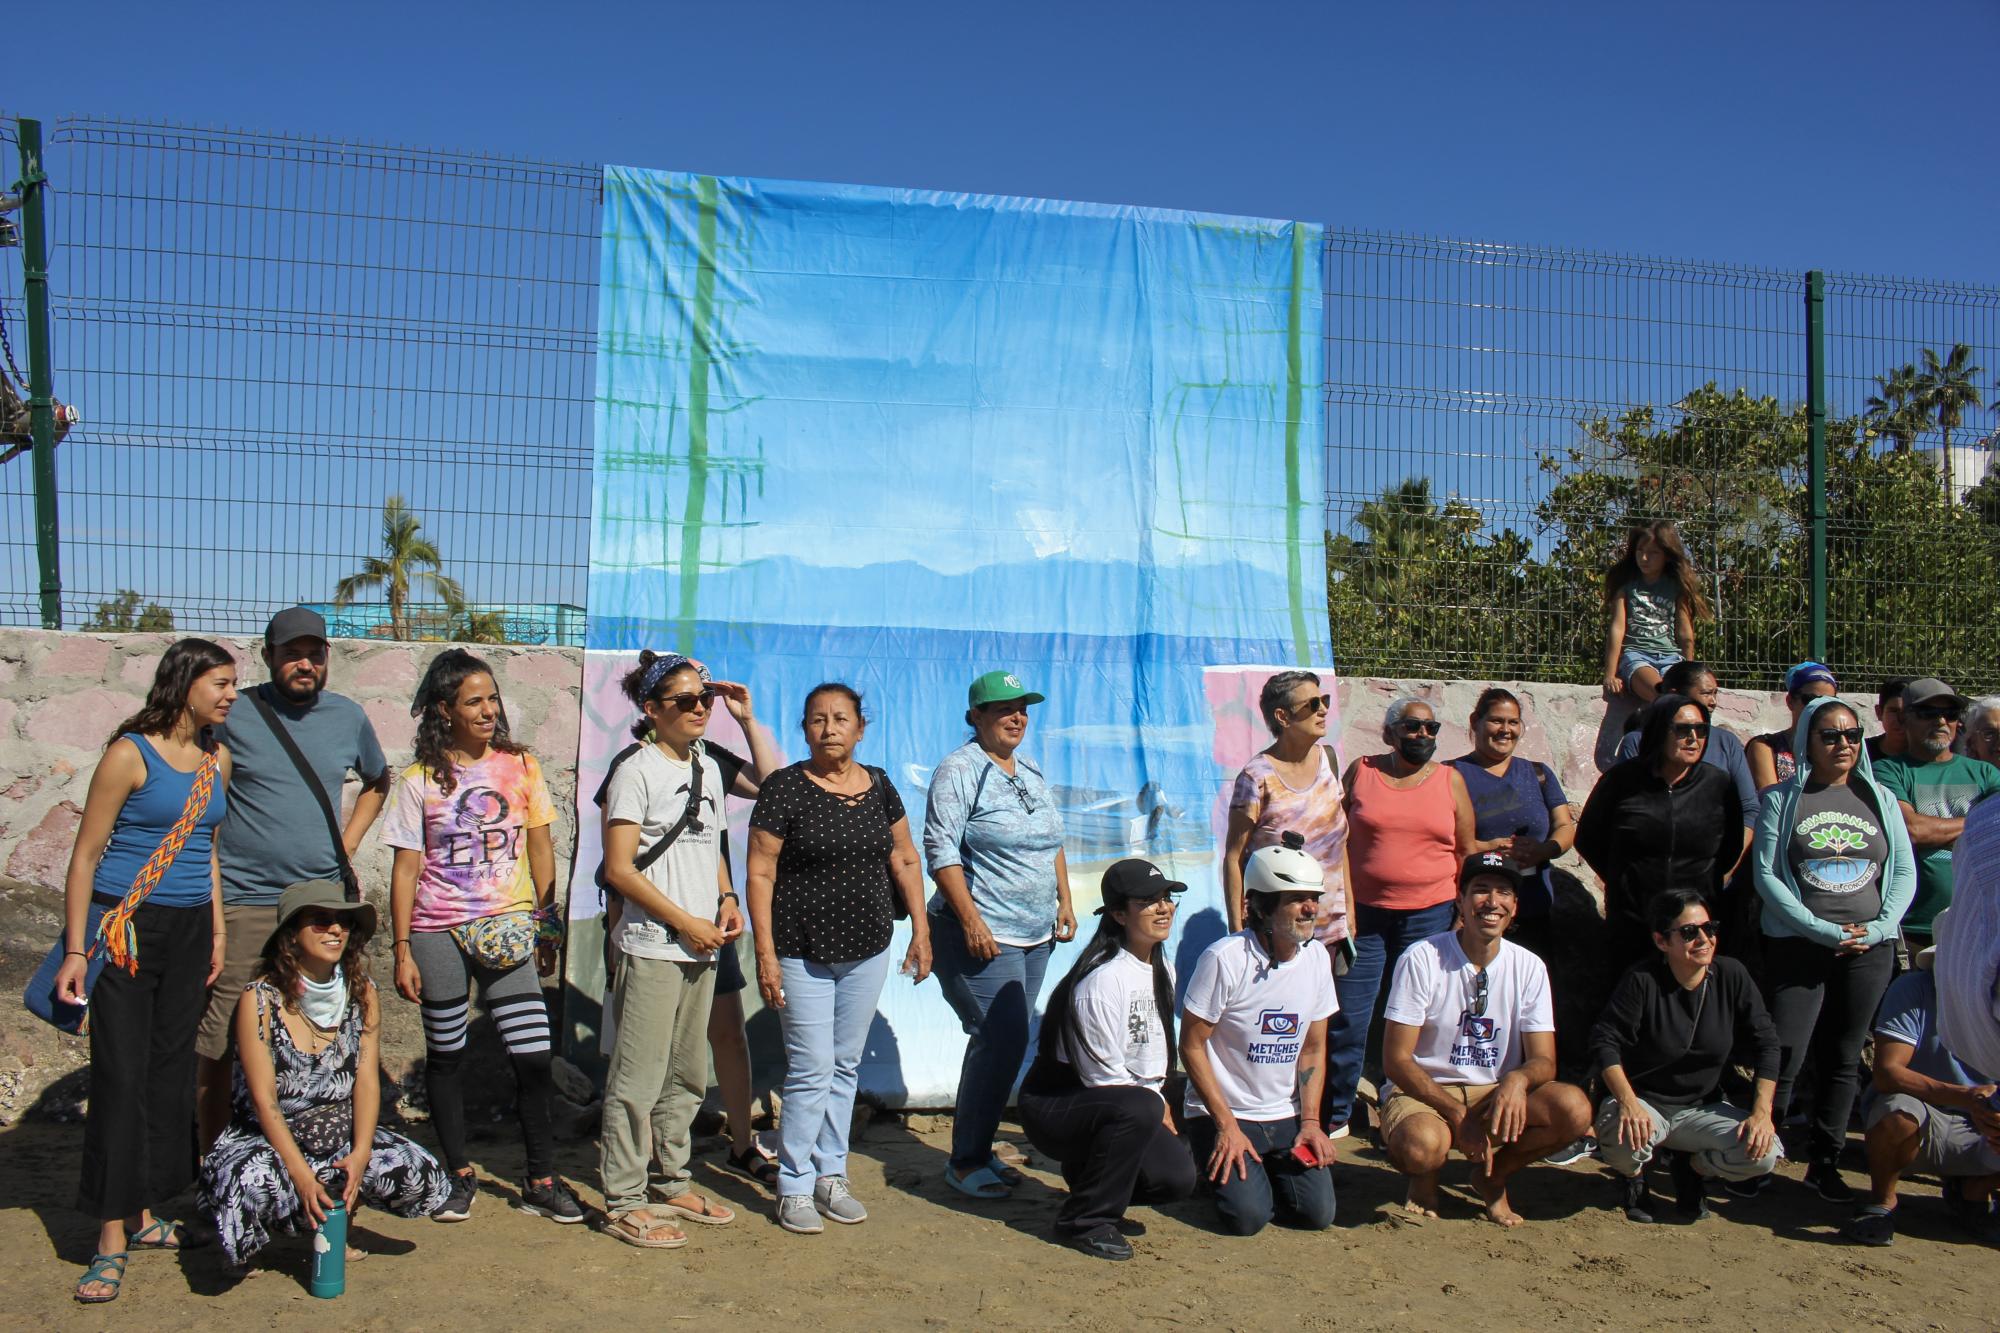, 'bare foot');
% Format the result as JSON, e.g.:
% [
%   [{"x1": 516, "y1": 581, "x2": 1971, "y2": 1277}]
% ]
[
  {"x1": 1470, "y1": 1166, "x2": 1524, "y2": 1228},
  {"x1": 1404, "y1": 1177, "x2": 1442, "y2": 1218}
]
